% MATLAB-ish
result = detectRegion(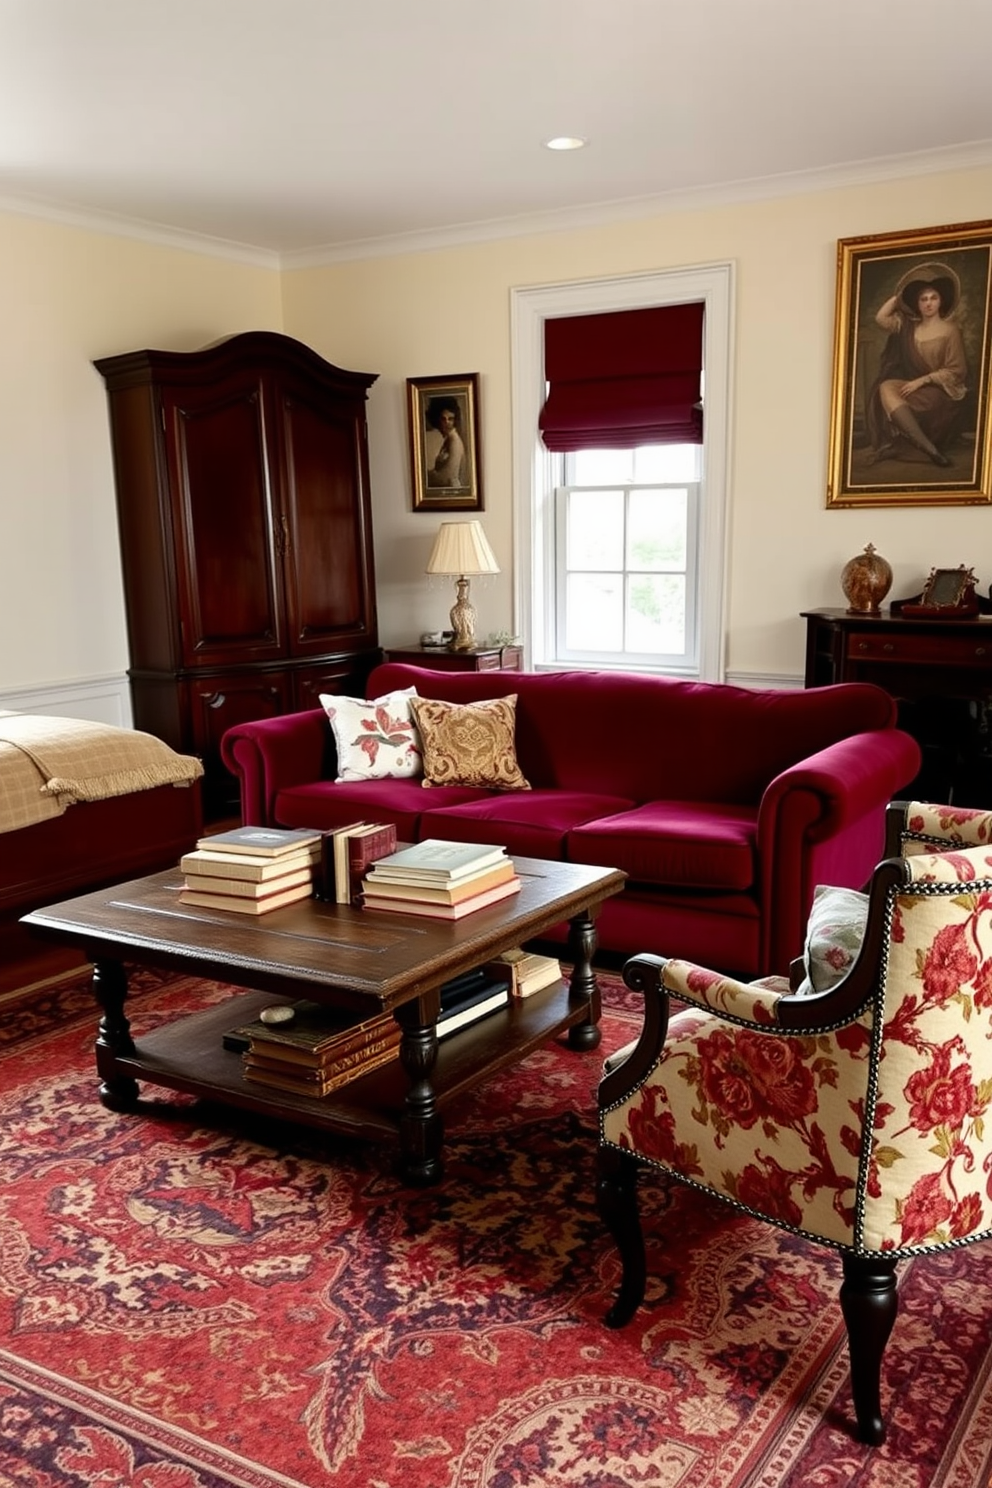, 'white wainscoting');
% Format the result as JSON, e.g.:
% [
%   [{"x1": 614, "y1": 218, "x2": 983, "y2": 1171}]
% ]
[
  {"x1": 0, "y1": 674, "x2": 133, "y2": 727},
  {"x1": 725, "y1": 671, "x2": 804, "y2": 691}
]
